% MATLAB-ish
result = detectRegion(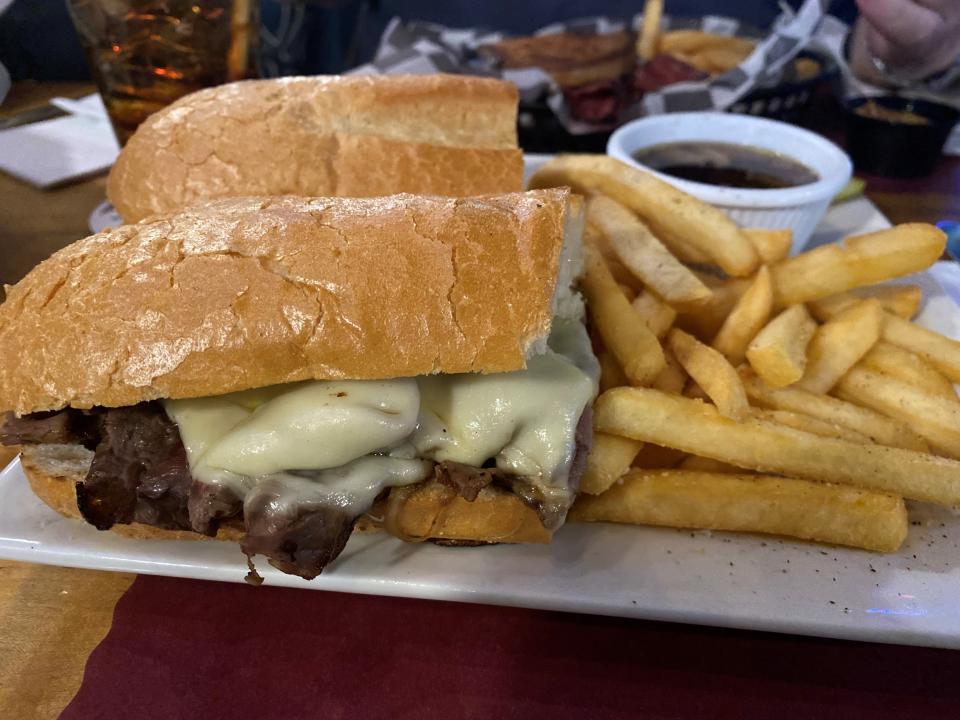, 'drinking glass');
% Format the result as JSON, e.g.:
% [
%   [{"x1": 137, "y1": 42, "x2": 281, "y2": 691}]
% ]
[{"x1": 66, "y1": 0, "x2": 259, "y2": 144}]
